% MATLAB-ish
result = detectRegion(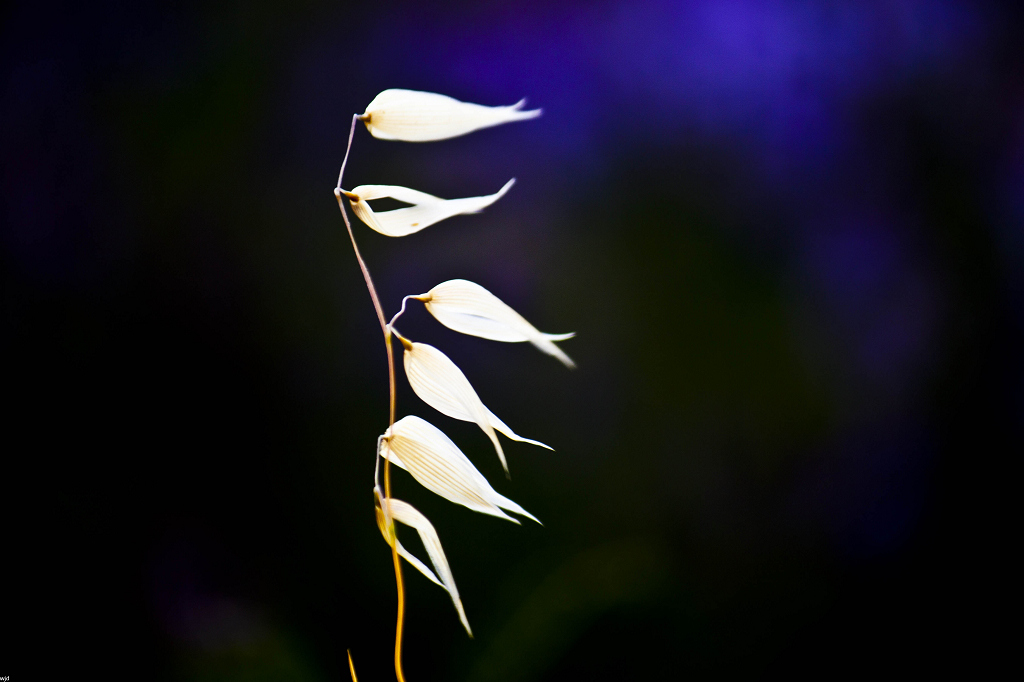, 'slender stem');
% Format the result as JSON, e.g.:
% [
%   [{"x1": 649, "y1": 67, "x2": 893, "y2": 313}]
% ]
[
  {"x1": 335, "y1": 192, "x2": 388, "y2": 333},
  {"x1": 384, "y1": 330, "x2": 405, "y2": 682},
  {"x1": 347, "y1": 650, "x2": 359, "y2": 682},
  {"x1": 387, "y1": 295, "x2": 419, "y2": 330},
  {"x1": 337, "y1": 114, "x2": 360, "y2": 190},
  {"x1": 336, "y1": 120, "x2": 407, "y2": 682}
]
